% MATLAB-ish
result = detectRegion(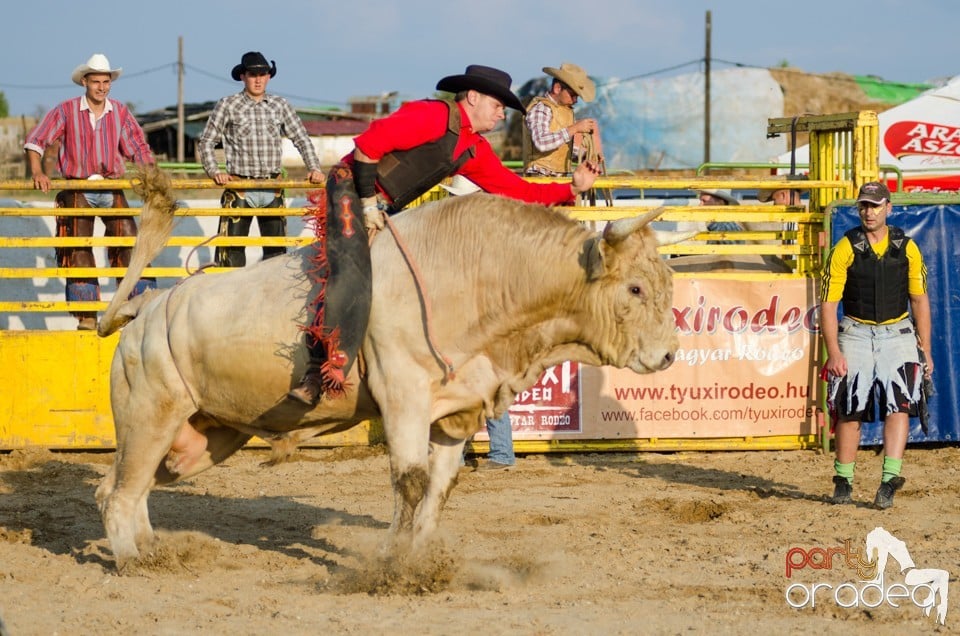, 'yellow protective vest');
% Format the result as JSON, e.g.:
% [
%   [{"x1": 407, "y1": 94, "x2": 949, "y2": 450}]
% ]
[{"x1": 523, "y1": 96, "x2": 574, "y2": 175}]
